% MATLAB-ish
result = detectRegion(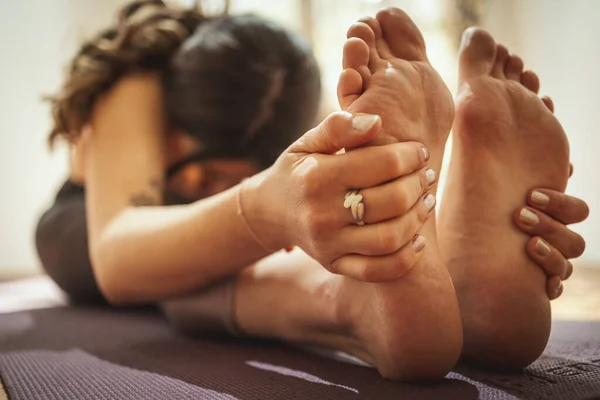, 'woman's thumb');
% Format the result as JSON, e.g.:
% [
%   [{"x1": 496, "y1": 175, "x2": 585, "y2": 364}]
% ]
[{"x1": 288, "y1": 111, "x2": 381, "y2": 155}]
